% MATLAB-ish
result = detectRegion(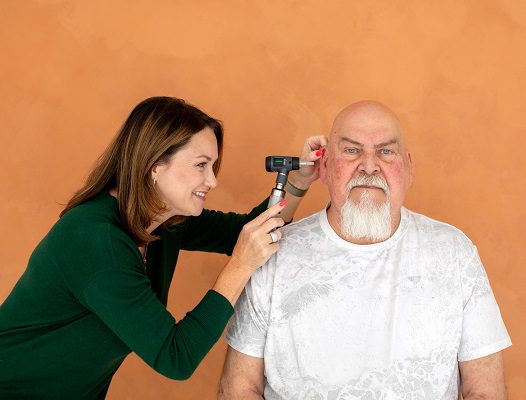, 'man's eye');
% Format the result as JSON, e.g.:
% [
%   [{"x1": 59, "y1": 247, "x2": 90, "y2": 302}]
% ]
[
  {"x1": 345, "y1": 148, "x2": 358, "y2": 154},
  {"x1": 380, "y1": 149, "x2": 393, "y2": 155}
]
